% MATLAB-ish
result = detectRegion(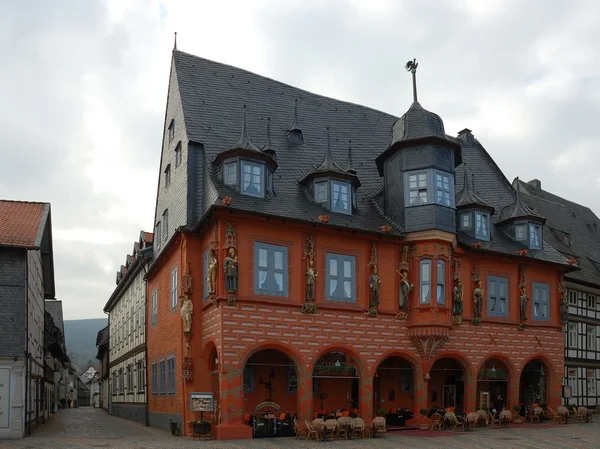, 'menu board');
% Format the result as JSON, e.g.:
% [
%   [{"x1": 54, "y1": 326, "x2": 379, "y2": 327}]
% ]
[
  {"x1": 189, "y1": 392, "x2": 214, "y2": 412},
  {"x1": 0, "y1": 368, "x2": 10, "y2": 428}
]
